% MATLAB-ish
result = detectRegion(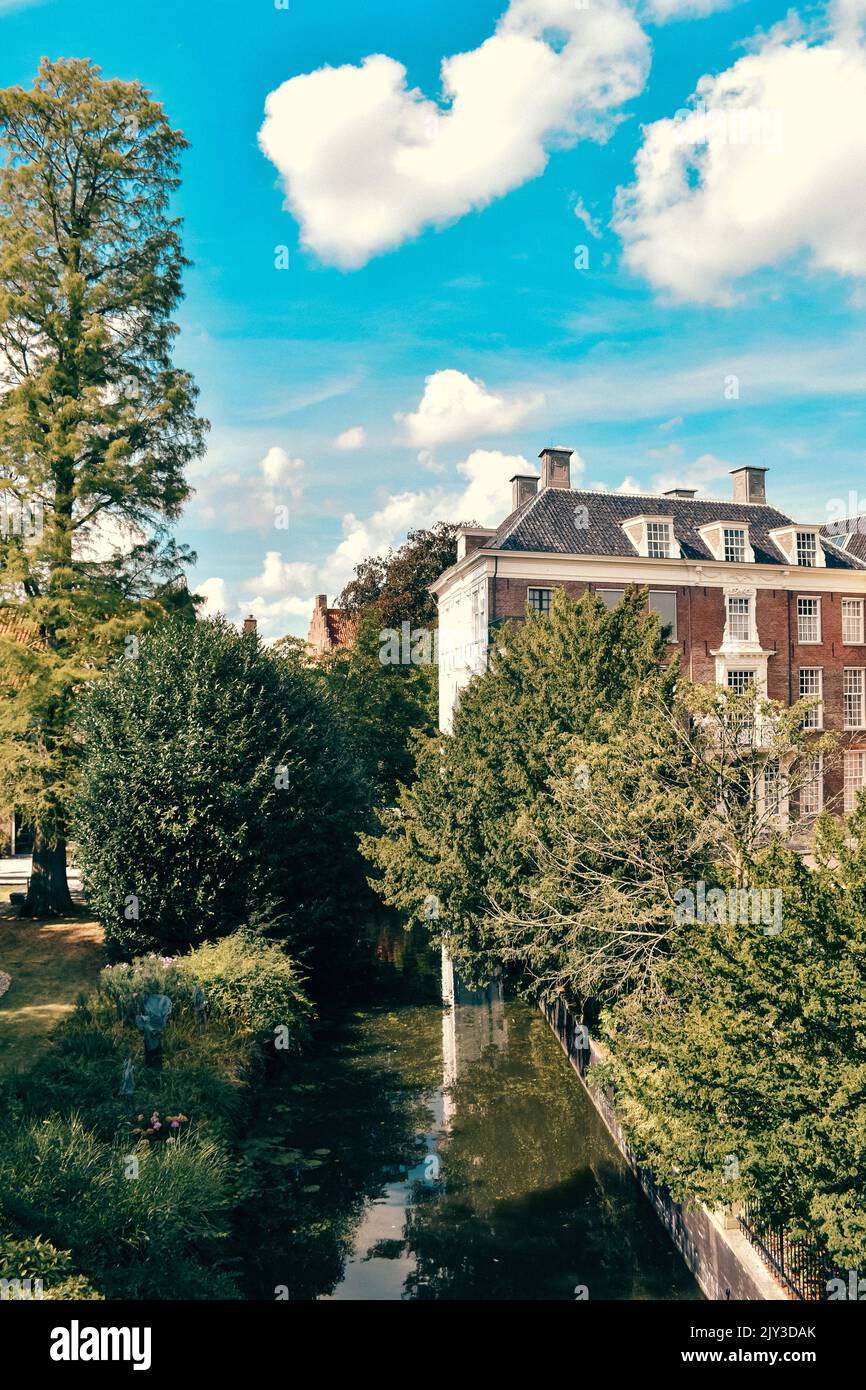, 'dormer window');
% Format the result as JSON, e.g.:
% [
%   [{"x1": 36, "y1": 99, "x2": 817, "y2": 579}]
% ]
[
  {"x1": 796, "y1": 531, "x2": 818, "y2": 567},
  {"x1": 768, "y1": 525, "x2": 825, "y2": 568},
  {"x1": 723, "y1": 528, "x2": 747, "y2": 563},
  {"x1": 647, "y1": 521, "x2": 672, "y2": 558},
  {"x1": 622, "y1": 515, "x2": 680, "y2": 560},
  {"x1": 697, "y1": 520, "x2": 753, "y2": 564}
]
